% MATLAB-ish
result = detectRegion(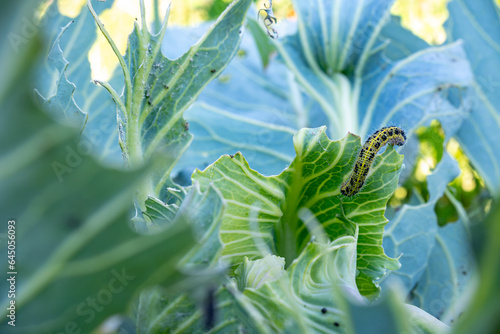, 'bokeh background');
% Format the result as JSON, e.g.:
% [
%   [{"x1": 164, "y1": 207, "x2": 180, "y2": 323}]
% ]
[{"x1": 54, "y1": 0, "x2": 449, "y2": 78}]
